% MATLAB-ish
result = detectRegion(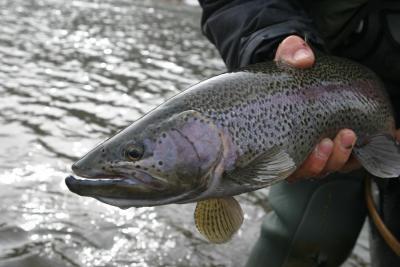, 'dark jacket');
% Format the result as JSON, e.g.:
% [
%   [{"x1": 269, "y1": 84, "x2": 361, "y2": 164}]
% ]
[
  {"x1": 199, "y1": 0, "x2": 400, "y2": 124},
  {"x1": 198, "y1": 0, "x2": 324, "y2": 71}
]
